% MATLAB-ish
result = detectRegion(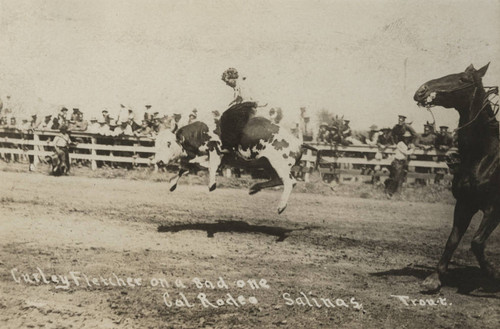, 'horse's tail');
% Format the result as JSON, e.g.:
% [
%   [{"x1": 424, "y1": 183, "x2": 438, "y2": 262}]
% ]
[{"x1": 292, "y1": 143, "x2": 317, "y2": 166}]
